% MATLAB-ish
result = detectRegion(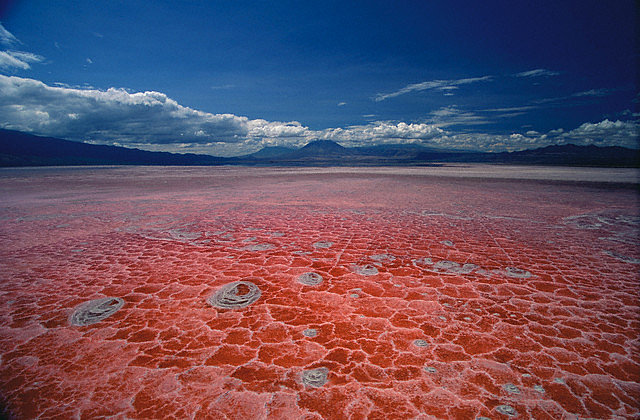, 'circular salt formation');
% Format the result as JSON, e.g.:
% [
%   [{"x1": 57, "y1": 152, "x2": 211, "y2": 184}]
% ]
[
  {"x1": 302, "y1": 367, "x2": 329, "y2": 388},
  {"x1": 413, "y1": 339, "x2": 430, "y2": 348},
  {"x1": 69, "y1": 297, "x2": 124, "y2": 326},
  {"x1": 353, "y1": 264, "x2": 378, "y2": 276},
  {"x1": 495, "y1": 405, "x2": 517, "y2": 417},
  {"x1": 297, "y1": 272, "x2": 323, "y2": 286},
  {"x1": 302, "y1": 328, "x2": 318, "y2": 337},
  {"x1": 208, "y1": 281, "x2": 261, "y2": 309},
  {"x1": 503, "y1": 383, "x2": 520, "y2": 394}
]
